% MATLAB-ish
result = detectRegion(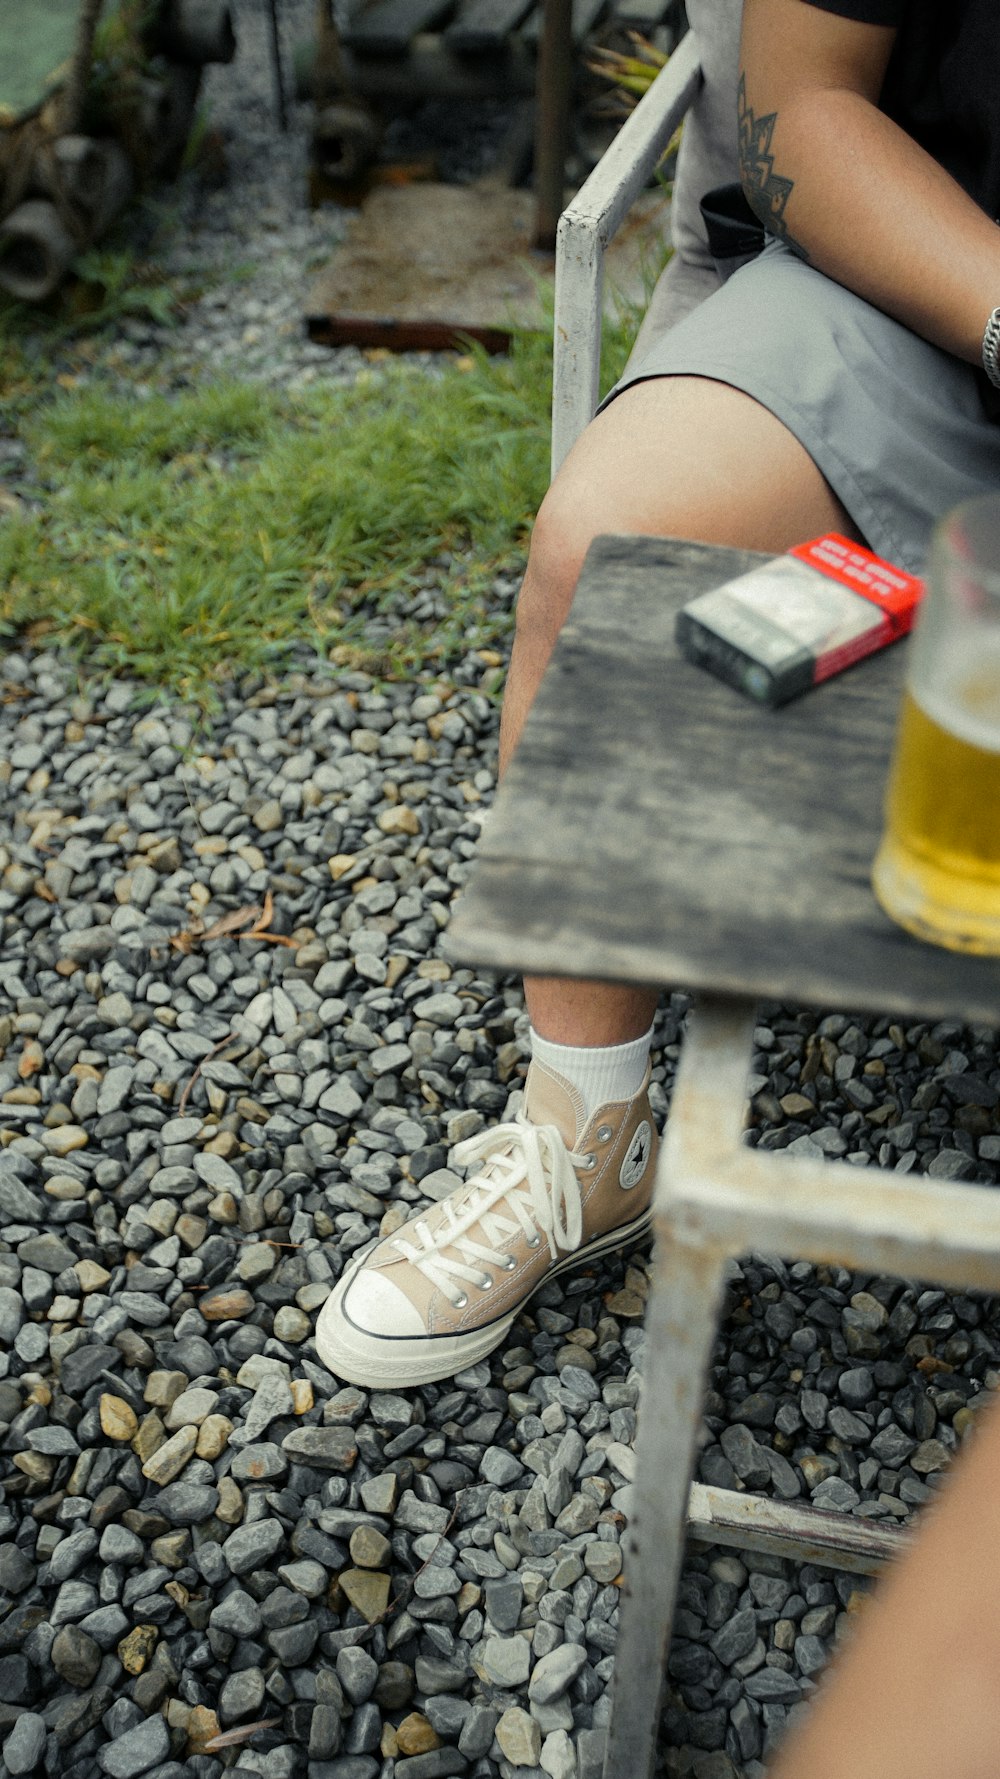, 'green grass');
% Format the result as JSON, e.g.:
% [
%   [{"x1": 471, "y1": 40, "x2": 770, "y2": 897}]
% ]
[{"x1": 0, "y1": 283, "x2": 648, "y2": 712}]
